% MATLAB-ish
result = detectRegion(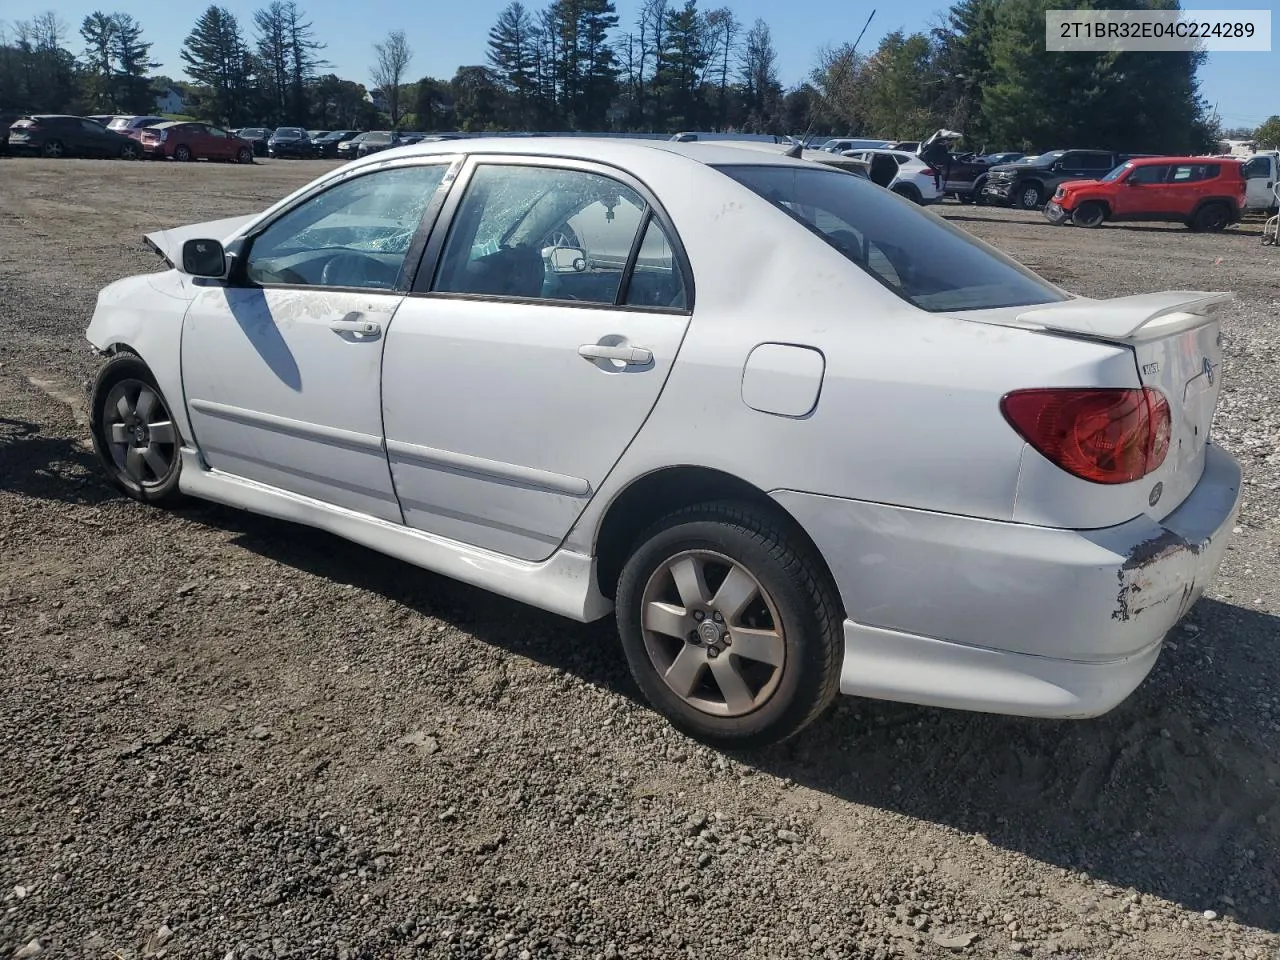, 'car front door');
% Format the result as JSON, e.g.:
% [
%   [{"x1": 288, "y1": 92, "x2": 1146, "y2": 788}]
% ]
[
  {"x1": 180, "y1": 158, "x2": 455, "y2": 521},
  {"x1": 1242, "y1": 155, "x2": 1275, "y2": 210},
  {"x1": 1112, "y1": 163, "x2": 1170, "y2": 216},
  {"x1": 381, "y1": 157, "x2": 693, "y2": 561},
  {"x1": 206, "y1": 126, "x2": 234, "y2": 159}
]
